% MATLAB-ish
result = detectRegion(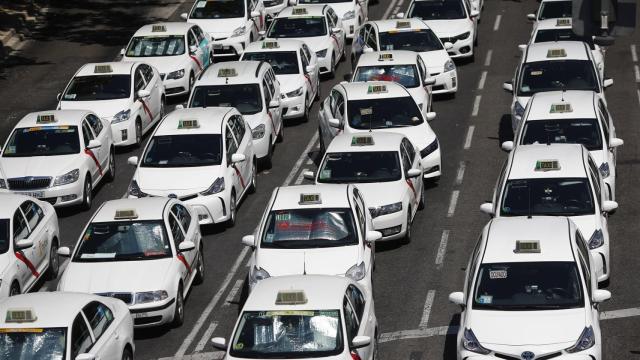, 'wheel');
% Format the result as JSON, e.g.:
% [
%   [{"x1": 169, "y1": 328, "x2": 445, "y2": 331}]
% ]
[
  {"x1": 194, "y1": 245, "x2": 205, "y2": 285},
  {"x1": 318, "y1": 128, "x2": 326, "y2": 155},
  {"x1": 122, "y1": 347, "x2": 133, "y2": 360},
  {"x1": 402, "y1": 209, "x2": 412, "y2": 244},
  {"x1": 45, "y1": 240, "x2": 60, "y2": 280},
  {"x1": 314, "y1": 78, "x2": 320, "y2": 101},
  {"x1": 9, "y1": 282, "x2": 20, "y2": 297},
  {"x1": 276, "y1": 123, "x2": 284, "y2": 143},
  {"x1": 373, "y1": 332, "x2": 379, "y2": 360},
  {"x1": 262, "y1": 136, "x2": 273, "y2": 169},
  {"x1": 248, "y1": 159, "x2": 257, "y2": 194},
  {"x1": 159, "y1": 96, "x2": 166, "y2": 120},
  {"x1": 134, "y1": 119, "x2": 142, "y2": 147},
  {"x1": 418, "y1": 182, "x2": 425, "y2": 210},
  {"x1": 189, "y1": 72, "x2": 195, "y2": 93},
  {"x1": 81, "y1": 176, "x2": 92, "y2": 211},
  {"x1": 302, "y1": 97, "x2": 310, "y2": 122},
  {"x1": 227, "y1": 191, "x2": 237, "y2": 227},
  {"x1": 106, "y1": 148, "x2": 116, "y2": 182},
  {"x1": 329, "y1": 53, "x2": 336, "y2": 78},
  {"x1": 172, "y1": 285, "x2": 185, "y2": 327}
]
